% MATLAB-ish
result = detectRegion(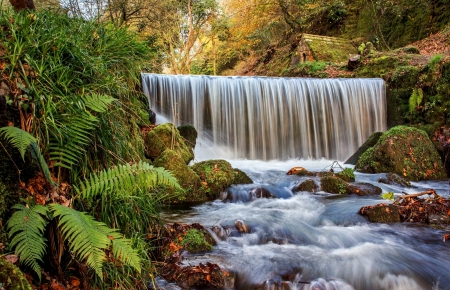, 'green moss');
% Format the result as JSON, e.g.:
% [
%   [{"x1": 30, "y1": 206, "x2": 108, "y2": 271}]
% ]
[
  {"x1": 320, "y1": 176, "x2": 348, "y2": 194},
  {"x1": 232, "y1": 168, "x2": 253, "y2": 185},
  {"x1": 355, "y1": 126, "x2": 446, "y2": 180},
  {"x1": 345, "y1": 131, "x2": 383, "y2": 165},
  {"x1": 145, "y1": 123, "x2": 193, "y2": 164},
  {"x1": 177, "y1": 125, "x2": 198, "y2": 150},
  {"x1": 181, "y1": 229, "x2": 213, "y2": 253},
  {"x1": 191, "y1": 160, "x2": 235, "y2": 199},
  {"x1": 293, "y1": 179, "x2": 317, "y2": 192},
  {"x1": 0, "y1": 258, "x2": 32, "y2": 290},
  {"x1": 153, "y1": 149, "x2": 204, "y2": 202}
]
